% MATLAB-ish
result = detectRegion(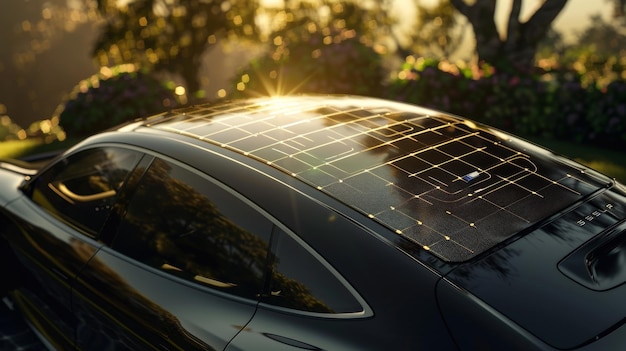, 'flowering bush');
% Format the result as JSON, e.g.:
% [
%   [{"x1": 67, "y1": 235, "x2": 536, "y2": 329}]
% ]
[
  {"x1": 59, "y1": 69, "x2": 177, "y2": 137},
  {"x1": 584, "y1": 80, "x2": 626, "y2": 147},
  {"x1": 386, "y1": 58, "x2": 626, "y2": 150},
  {"x1": 233, "y1": 25, "x2": 384, "y2": 97}
]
